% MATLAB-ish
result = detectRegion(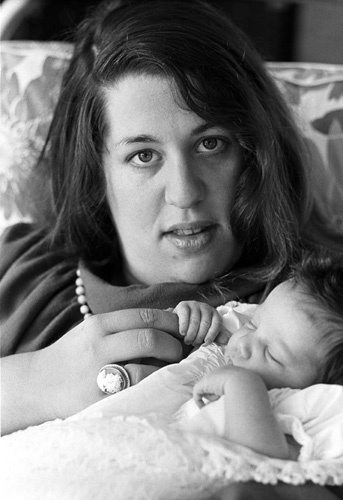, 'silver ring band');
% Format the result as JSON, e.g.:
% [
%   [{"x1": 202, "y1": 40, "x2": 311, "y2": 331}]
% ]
[{"x1": 96, "y1": 364, "x2": 131, "y2": 394}]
